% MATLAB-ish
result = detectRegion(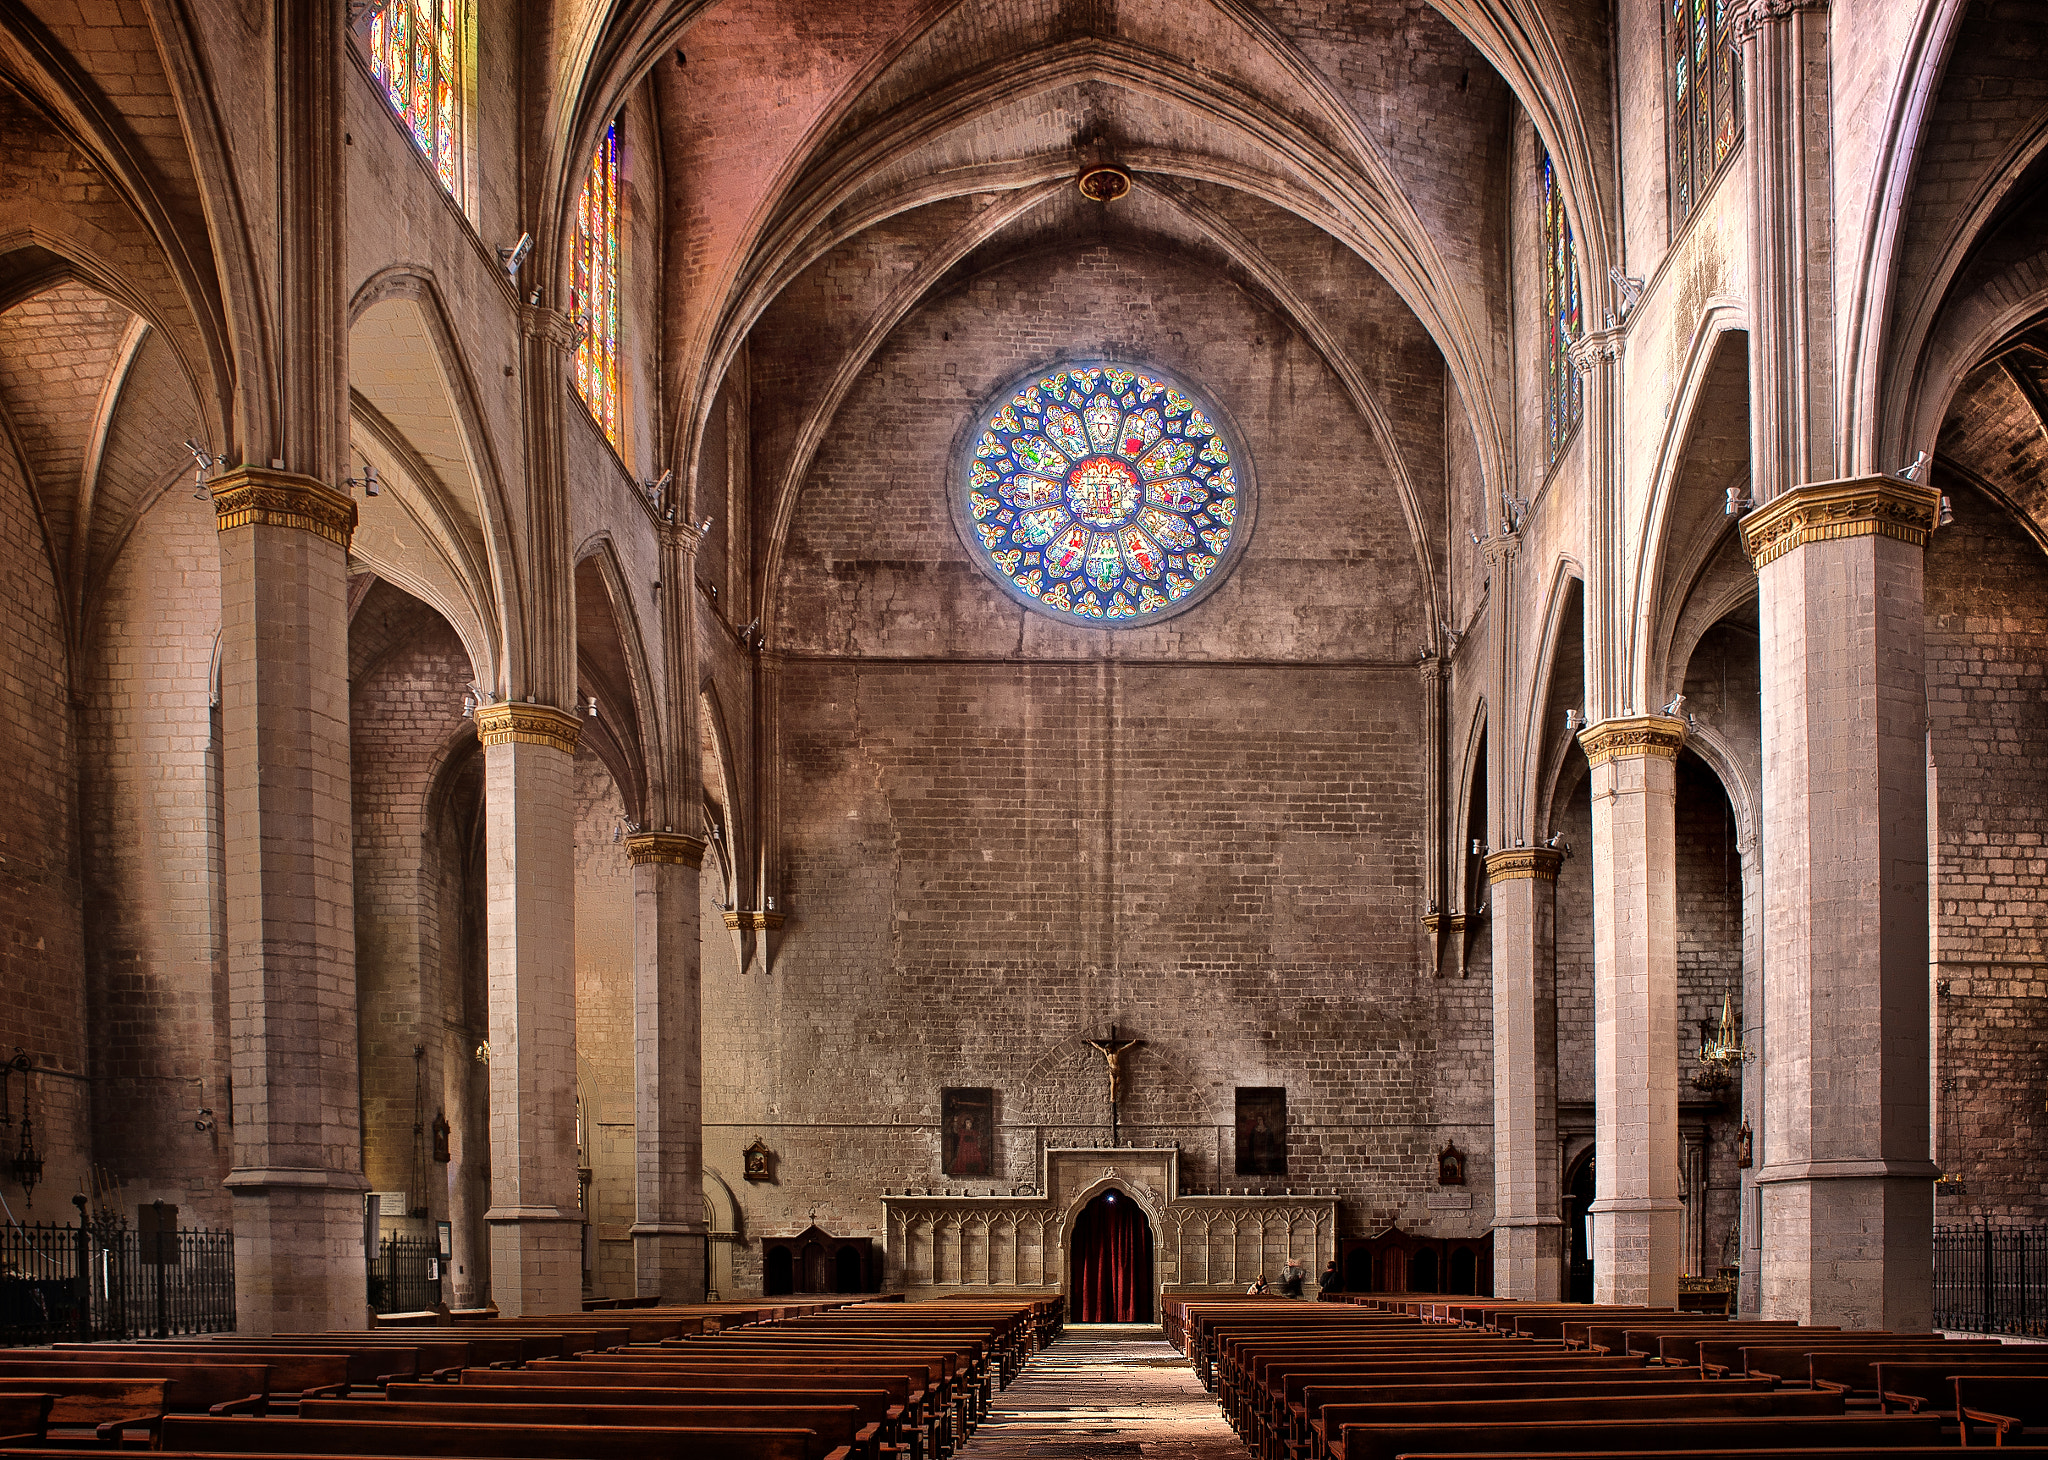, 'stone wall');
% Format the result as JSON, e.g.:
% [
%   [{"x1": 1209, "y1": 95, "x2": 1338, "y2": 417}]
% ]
[{"x1": 1926, "y1": 483, "x2": 2048, "y2": 1221}]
